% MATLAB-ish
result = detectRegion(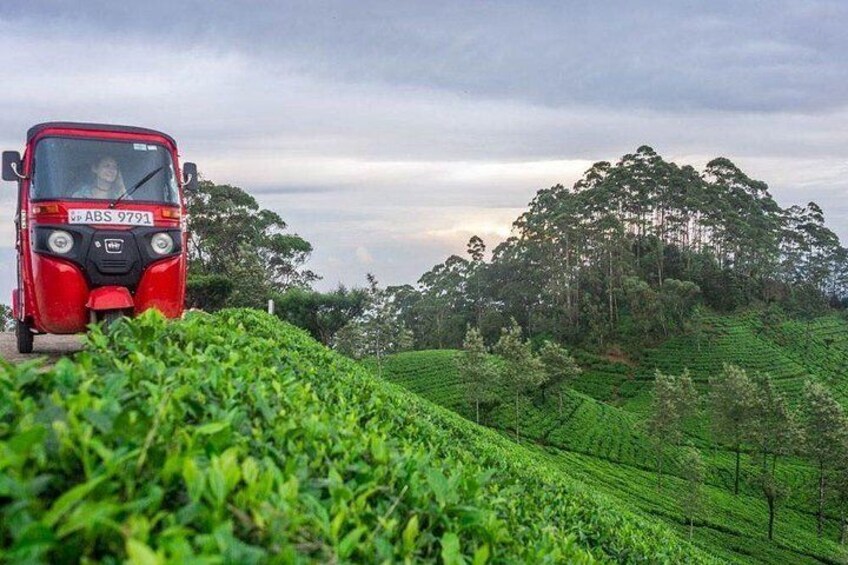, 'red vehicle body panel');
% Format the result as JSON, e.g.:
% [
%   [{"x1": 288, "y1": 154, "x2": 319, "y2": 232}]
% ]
[
  {"x1": 86, "y1": 286, "x2": 135, "y2": 311},
  {"x1": 13, "y1": 122, "x2": 189, "y2": 335},
  {"x1": 30, "y1": 255, "x2": 89, "y2": 333},
  {"x1": 134, "y1": 255, "x2": 186, "y2": 318}
]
